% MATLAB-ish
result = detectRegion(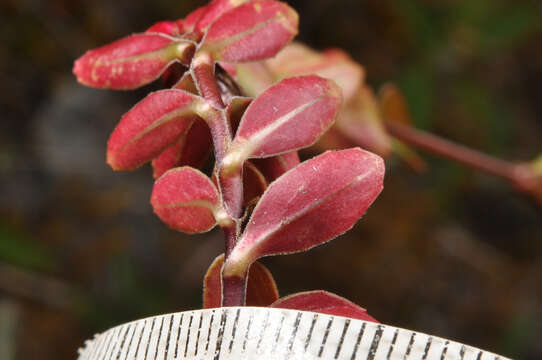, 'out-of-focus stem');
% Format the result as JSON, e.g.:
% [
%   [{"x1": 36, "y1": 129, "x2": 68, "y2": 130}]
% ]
[
  {"x1": 385, "y1": 121, "x2": 517, "y2": 182},
  {"x1": 386, "y1": 121, "x2": 542, "y2": 207}
]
